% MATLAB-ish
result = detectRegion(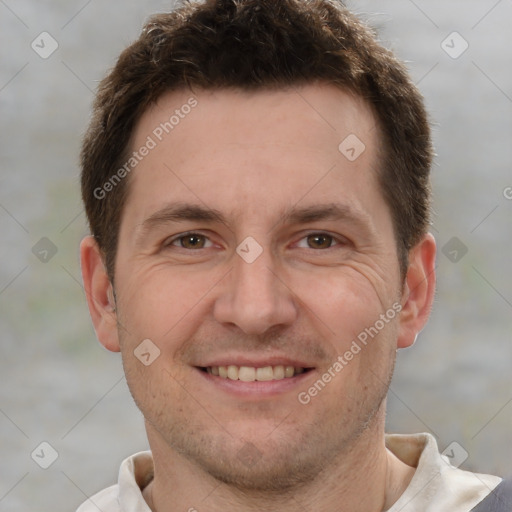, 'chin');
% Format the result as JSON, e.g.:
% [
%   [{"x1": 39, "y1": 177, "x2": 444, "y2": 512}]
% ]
[{"x1": 192, "y1": 441, "x2": 324, "y2": 493}]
